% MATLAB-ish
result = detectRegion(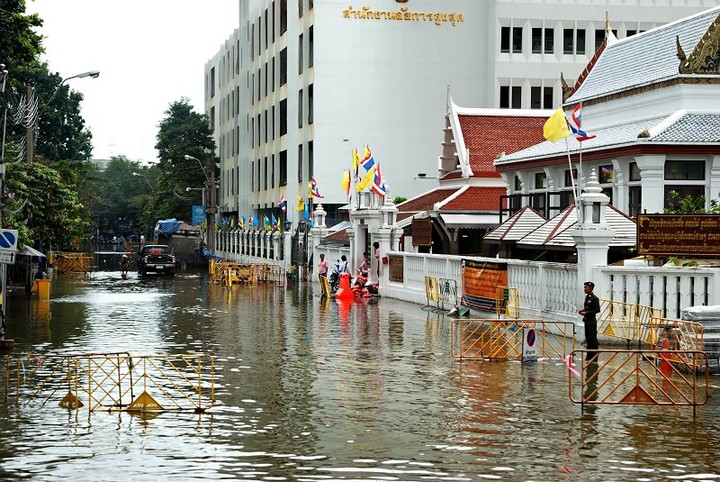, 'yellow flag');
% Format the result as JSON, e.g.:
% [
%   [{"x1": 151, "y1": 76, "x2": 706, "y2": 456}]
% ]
[
  {"x1": 355, "y1": 166, "x2": 375, "y2": 192},
  {"x1": 543, "y1": 107, "x2": 570, "y2": 142},
  {"x1": 296, "y1": 195, "x2": 305, "y2": 211},
  {"x1": 341, "y1": 170, "x2": 350, "y2": 192}
]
